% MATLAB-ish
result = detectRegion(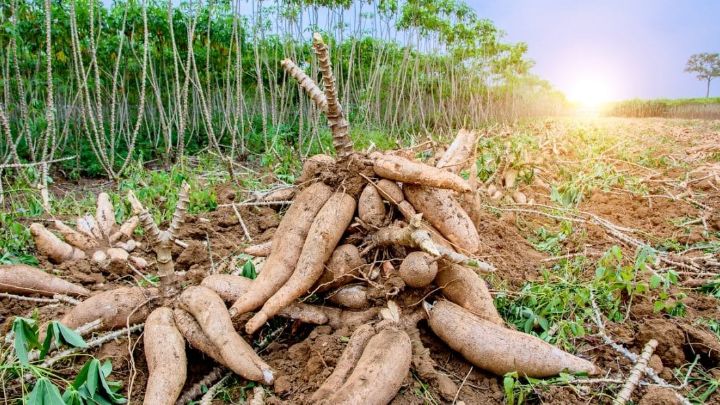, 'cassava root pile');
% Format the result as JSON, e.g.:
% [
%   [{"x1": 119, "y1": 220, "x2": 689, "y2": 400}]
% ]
[
  {"x1": 30, "y1": 192, "x2": 146, "y2": 269},
  {"x1": 2, "y1": 33, "x2": 601, "y2": 405}
]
